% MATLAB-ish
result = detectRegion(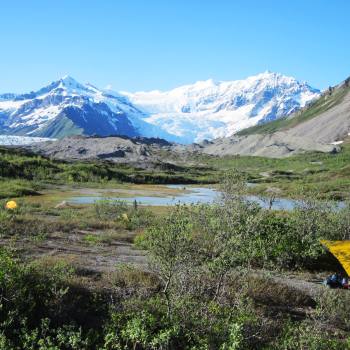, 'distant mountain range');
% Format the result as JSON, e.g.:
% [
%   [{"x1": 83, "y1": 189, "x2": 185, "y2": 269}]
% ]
[
  {"x1": 0, "y1": 72, "x2": 320, "y2": 144},
  {"x1": 24, "y1": 76, "x2": 350, "y2": 161}
]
